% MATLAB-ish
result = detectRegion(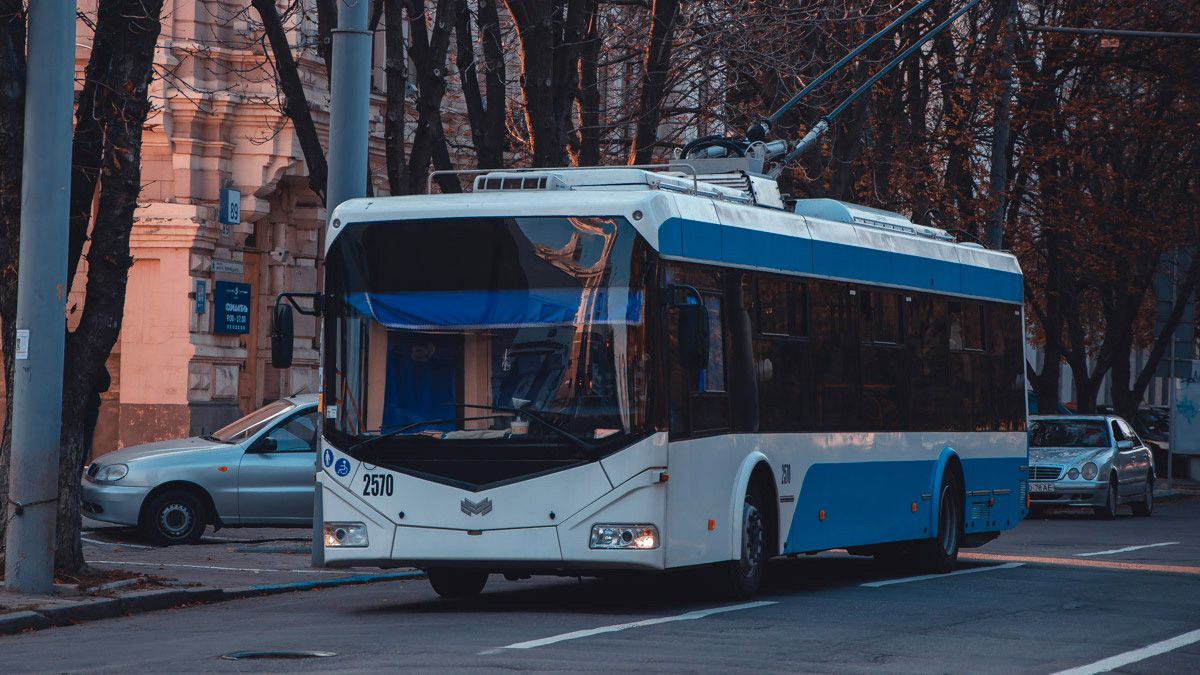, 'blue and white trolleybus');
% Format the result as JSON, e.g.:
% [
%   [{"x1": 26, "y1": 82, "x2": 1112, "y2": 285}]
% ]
[{"x1": 294, "y1": 160, "x2": 1028, "y2": 598}]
